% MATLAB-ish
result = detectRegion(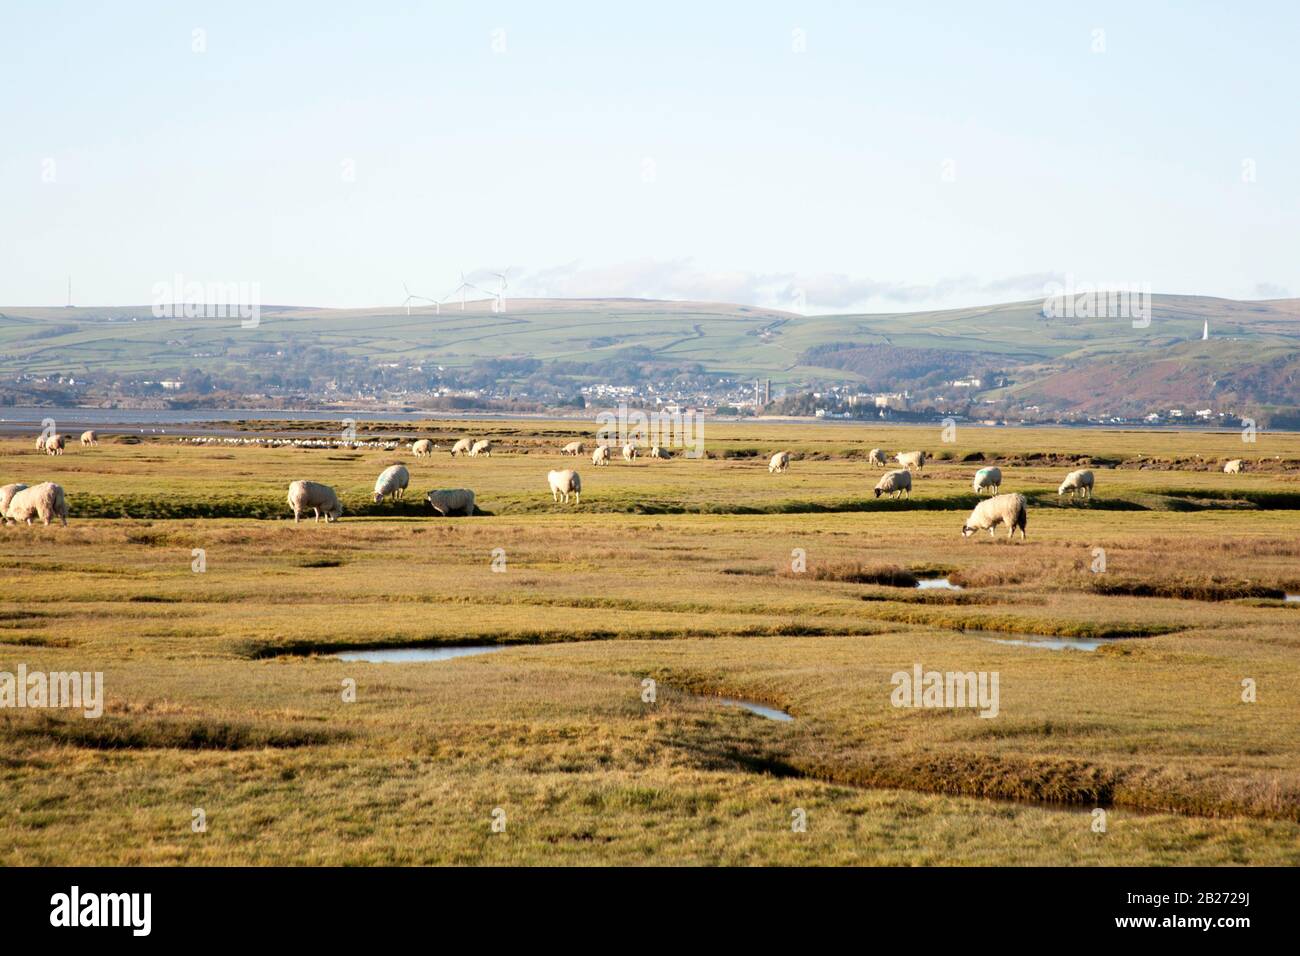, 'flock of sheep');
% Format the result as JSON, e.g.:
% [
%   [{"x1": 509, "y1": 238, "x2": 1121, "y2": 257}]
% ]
[{"x1": 0, "y1": 429, "x2": 1260, "y2": 537}]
